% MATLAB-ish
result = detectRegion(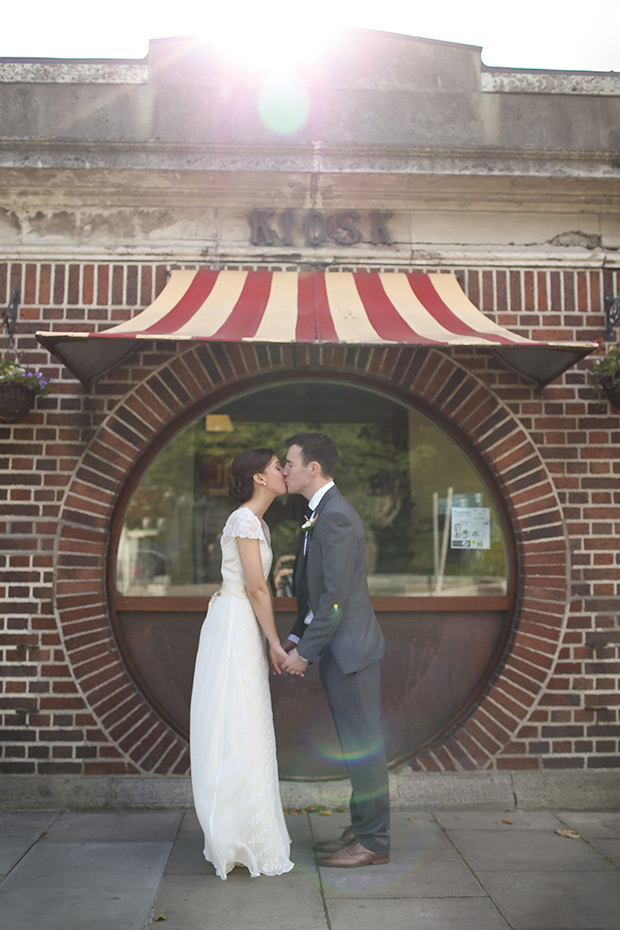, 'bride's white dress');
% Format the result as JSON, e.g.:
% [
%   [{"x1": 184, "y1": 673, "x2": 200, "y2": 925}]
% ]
[{"x1": 190, "y1": 507, "x2": 293, "y2": 880}]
